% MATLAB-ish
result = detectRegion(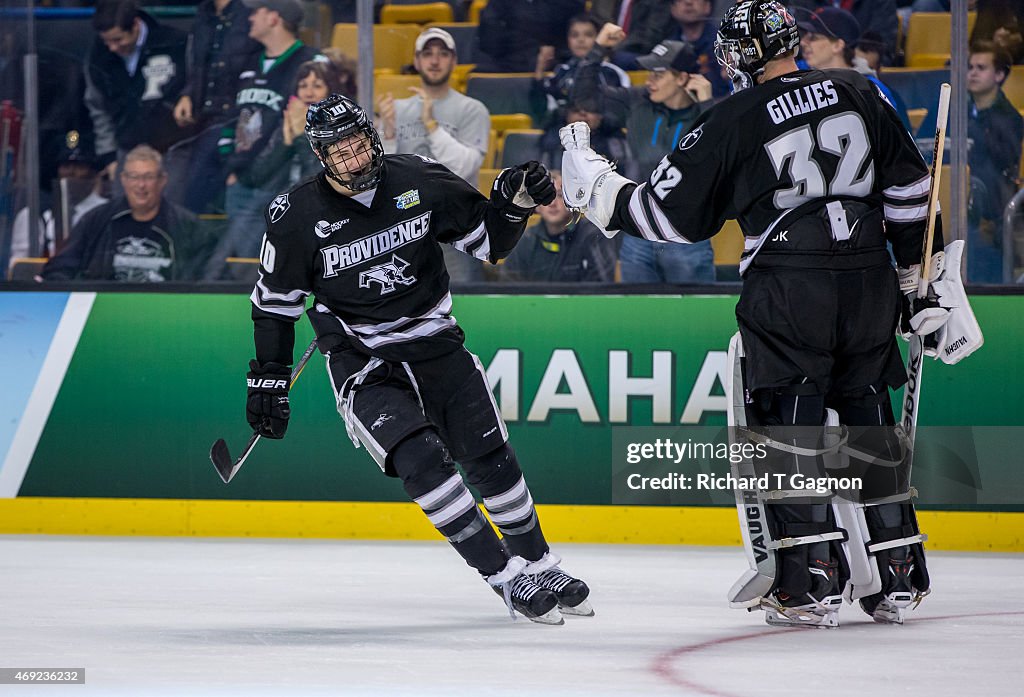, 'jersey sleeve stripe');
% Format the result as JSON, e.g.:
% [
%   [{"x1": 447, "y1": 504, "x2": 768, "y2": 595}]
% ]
[
  {"x1": 253, "y1": 276, "x2": 309, "y2": 303},
  {"x1": 250, "y1": 291, "x2": 305, "y2": 318},
  {"x1": 250, "y1": 275, "x2": 309, "y2": 319},
  {"x1": 882, "y1": 174, "x2": 931, "y2": 201},
  {"x1": 450, "y1": 221, "x2": 487, "y2": 251},
  {"x1": 884, "y1": 201, "x2": 933, "y2": 222},
  {"x1": 630, "y1": 185, "x2": 691, "y2": 243}
]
